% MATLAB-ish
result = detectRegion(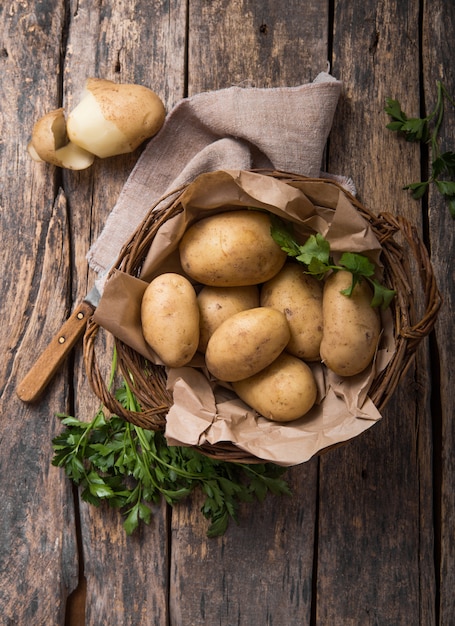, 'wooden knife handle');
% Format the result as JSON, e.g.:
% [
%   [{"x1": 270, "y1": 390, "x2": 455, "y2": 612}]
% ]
[{"x1": 16, "y1": 301, "x2": 95, "y2": 403}]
